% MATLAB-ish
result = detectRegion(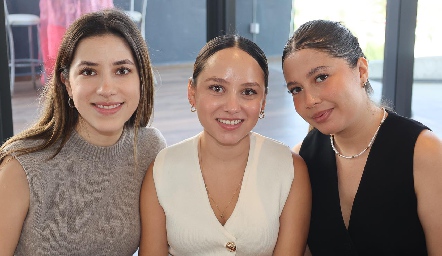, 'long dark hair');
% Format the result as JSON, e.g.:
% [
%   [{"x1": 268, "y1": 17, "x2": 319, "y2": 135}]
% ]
[{"x1": 1, "y1": 8, "x2": 154, "y2": 160}]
